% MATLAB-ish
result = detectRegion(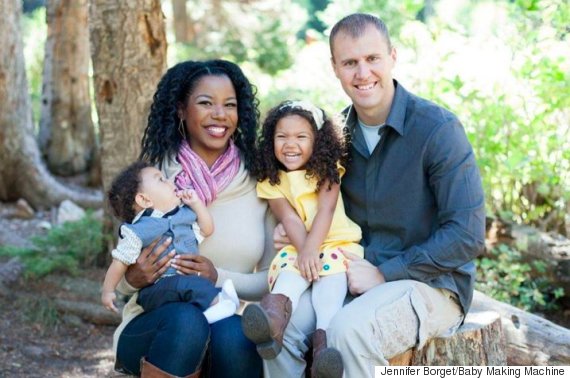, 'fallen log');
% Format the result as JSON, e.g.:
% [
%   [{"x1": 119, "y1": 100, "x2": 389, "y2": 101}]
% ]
[
  {"x1": 389, "y1": 310, "x2": 506, "y2": 365},
  {"x1": 487, "y1": 221, "x2": 570, "y2": 292},
  {"x1": 471, "y1": 290, "x2": 570, "y2": 365},
  {"x1": 54, "y1": 298, "x2": 121, "y2": 326}
]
